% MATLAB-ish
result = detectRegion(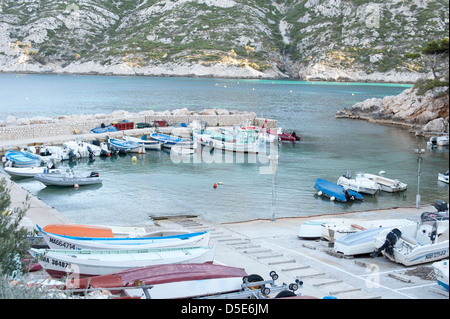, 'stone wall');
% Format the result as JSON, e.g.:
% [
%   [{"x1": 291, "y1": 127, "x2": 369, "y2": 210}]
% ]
[{"x1": 0, "y1": 109, "x2": 277, "y2": 142}]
